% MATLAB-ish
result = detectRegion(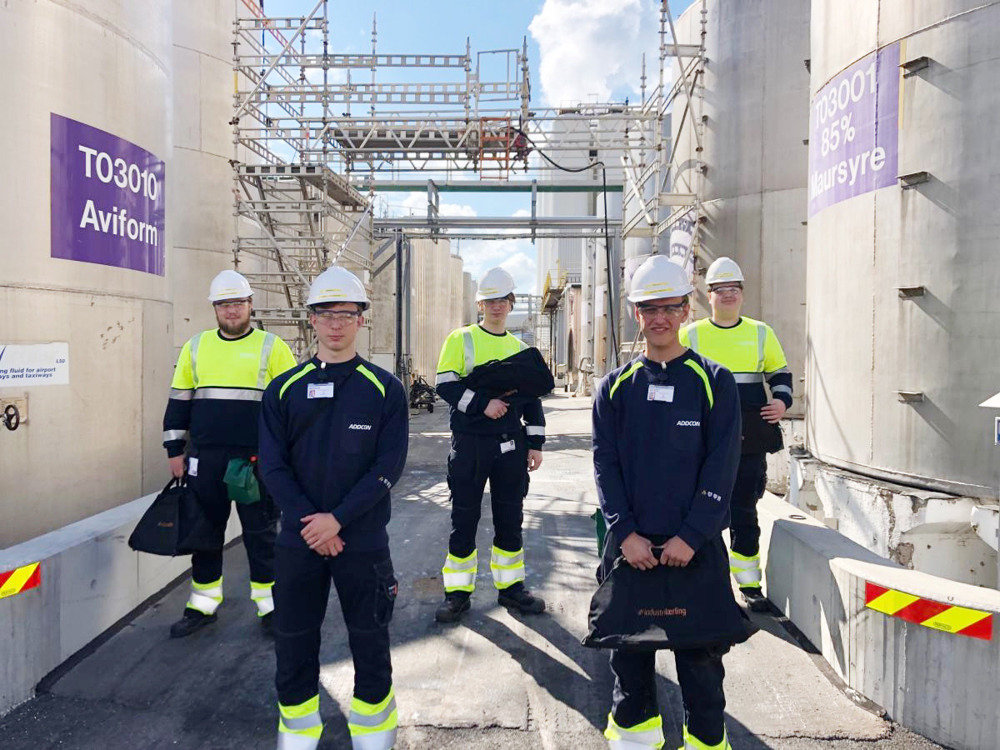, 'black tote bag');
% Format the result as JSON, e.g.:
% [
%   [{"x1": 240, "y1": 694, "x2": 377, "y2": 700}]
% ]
[
  {"x1": 582, "y1": 537, "x2": 758, "y2": 651},
  {"x1": 129, "y1": 478, "x2": 219, "y2": 556}
]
